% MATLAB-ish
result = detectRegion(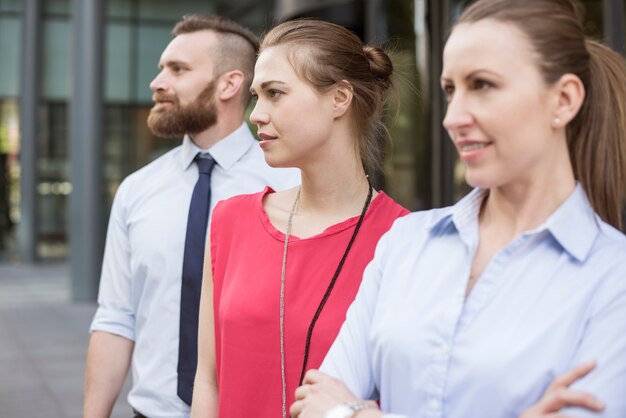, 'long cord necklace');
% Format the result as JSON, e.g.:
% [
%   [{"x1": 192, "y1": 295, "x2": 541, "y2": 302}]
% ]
[
  {"x1": 279, "y1": 181, "x2": 374, "y2": 418},
  {"x1": 280, "y1": 186, "x2": 301, "y2": 418}
]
